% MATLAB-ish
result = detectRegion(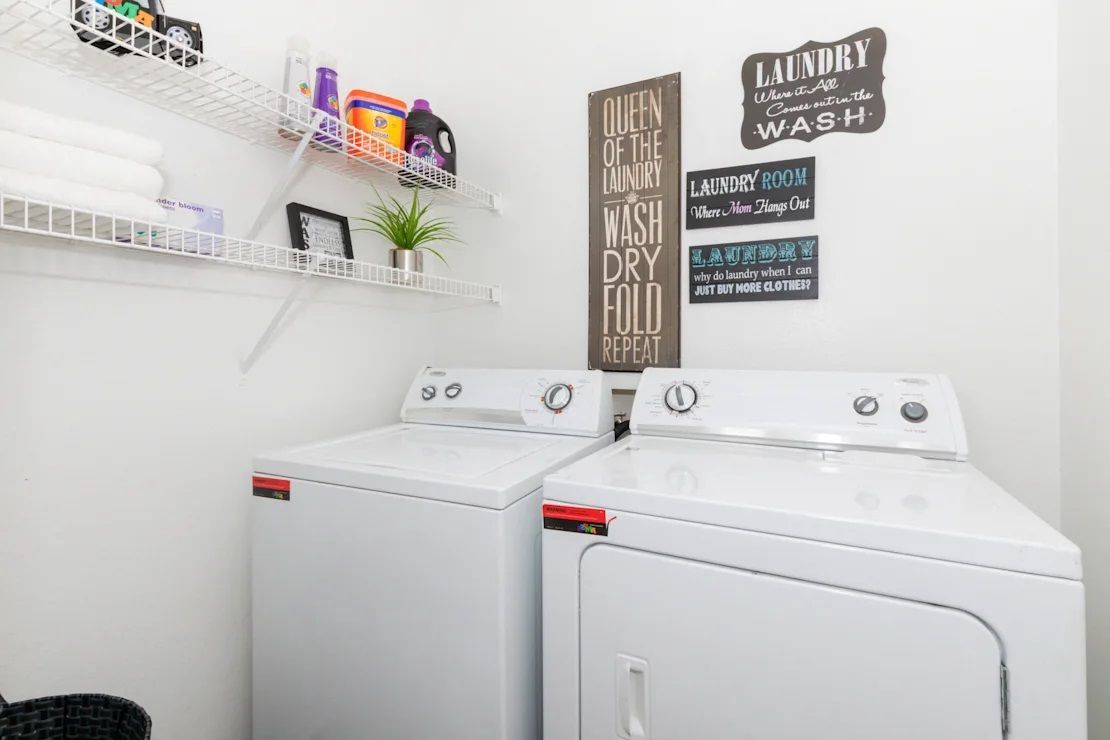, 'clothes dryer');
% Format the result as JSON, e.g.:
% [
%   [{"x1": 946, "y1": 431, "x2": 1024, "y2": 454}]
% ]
[{"x1": 542, "y1": 369, "x2": 1084, "y2": 740}]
